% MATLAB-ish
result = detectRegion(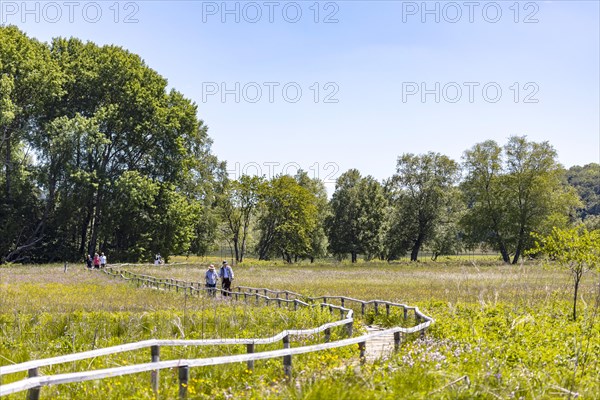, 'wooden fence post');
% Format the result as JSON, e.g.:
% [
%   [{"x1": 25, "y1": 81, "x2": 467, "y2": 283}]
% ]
[
  {"x1": 27, "y1": 368, "x2": 40, "y2": 400},
  {"x1": 358, "y1": 342, "x2": 366, "y2": 364},
  {"x1": 394, "y1": 332, "x2": 401, "y2": 351},
  {"x1": 361, "y1": 302, "x2": 365, "y2": 316},
  {"x1": 324, "y1": 328, "x2": 331, "y2": 342},
  {"x1": 345, "y1": 320, "x2": 353, "y2": 337},
  {"x1": 374, "y1": 302, "x2": 379, "y2": 315},
  {"x1": 386, "y1": 303, "x2": 390, "y2": 316},
  {"x1": 178, "y1": 365, "x2": 189, "y2": 399},
  {"x1": 246, "y1": 343, "x2": 255, "y2": 371},
  {"x1": 282, "y1": 335, "x2": 291, "y2": 378},
  {"x1": 151, "y1": 345, "x2": 160, "y2": 395},
  {"x1": 403, "y1": 307, "x2": 408, "y2": 321}
]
